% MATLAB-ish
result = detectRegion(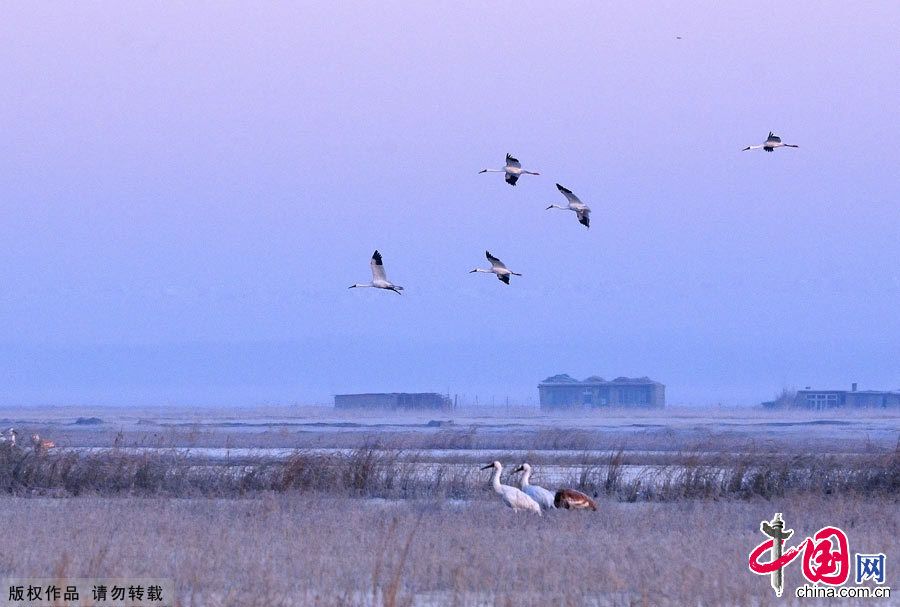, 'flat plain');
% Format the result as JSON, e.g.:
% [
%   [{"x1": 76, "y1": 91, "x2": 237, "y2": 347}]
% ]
[{"x1": 2, "y1": 406, "x2": 897, "y2": 606}]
